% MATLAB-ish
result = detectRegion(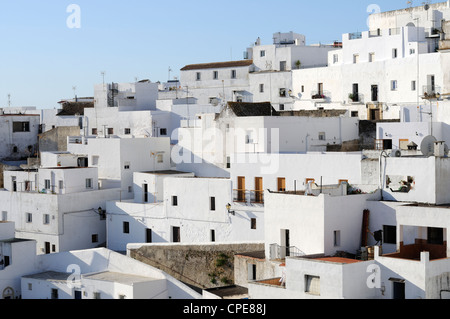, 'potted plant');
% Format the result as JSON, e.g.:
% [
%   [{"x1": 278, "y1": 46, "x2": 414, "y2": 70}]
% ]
[{"x1": 295, "y1": 60, "x2": 301, "y2": 69}]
